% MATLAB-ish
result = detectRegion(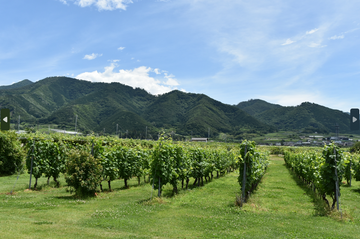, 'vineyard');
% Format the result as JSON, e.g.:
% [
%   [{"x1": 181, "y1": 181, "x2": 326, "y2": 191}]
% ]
[
  {"x1": 1, "y1": 131, "x2": 360, "y2": 238},
  {"x1": 1, "y1": 131, "x2": 269, "y2": 198},
  {"x1": 284, "y1": 144, "x2": 360, "y2": 210}
]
